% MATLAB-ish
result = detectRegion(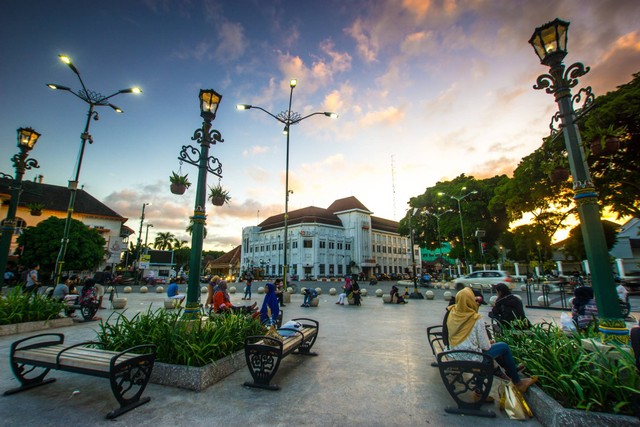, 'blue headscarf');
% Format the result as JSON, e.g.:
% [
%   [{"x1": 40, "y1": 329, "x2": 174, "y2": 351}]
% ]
[{"x1": 260, "y1": 282, "x2": 280, "y2": 324}]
